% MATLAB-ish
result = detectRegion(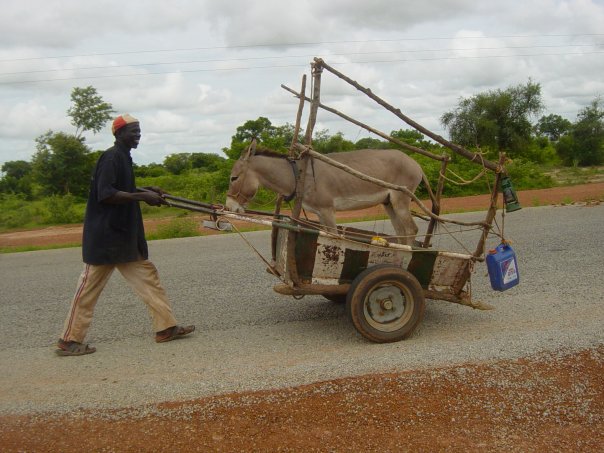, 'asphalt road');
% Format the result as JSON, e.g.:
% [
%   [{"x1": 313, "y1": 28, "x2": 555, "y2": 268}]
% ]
[{"x1": 0, "y1": 204, "x2": 603, "y2": 414}]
